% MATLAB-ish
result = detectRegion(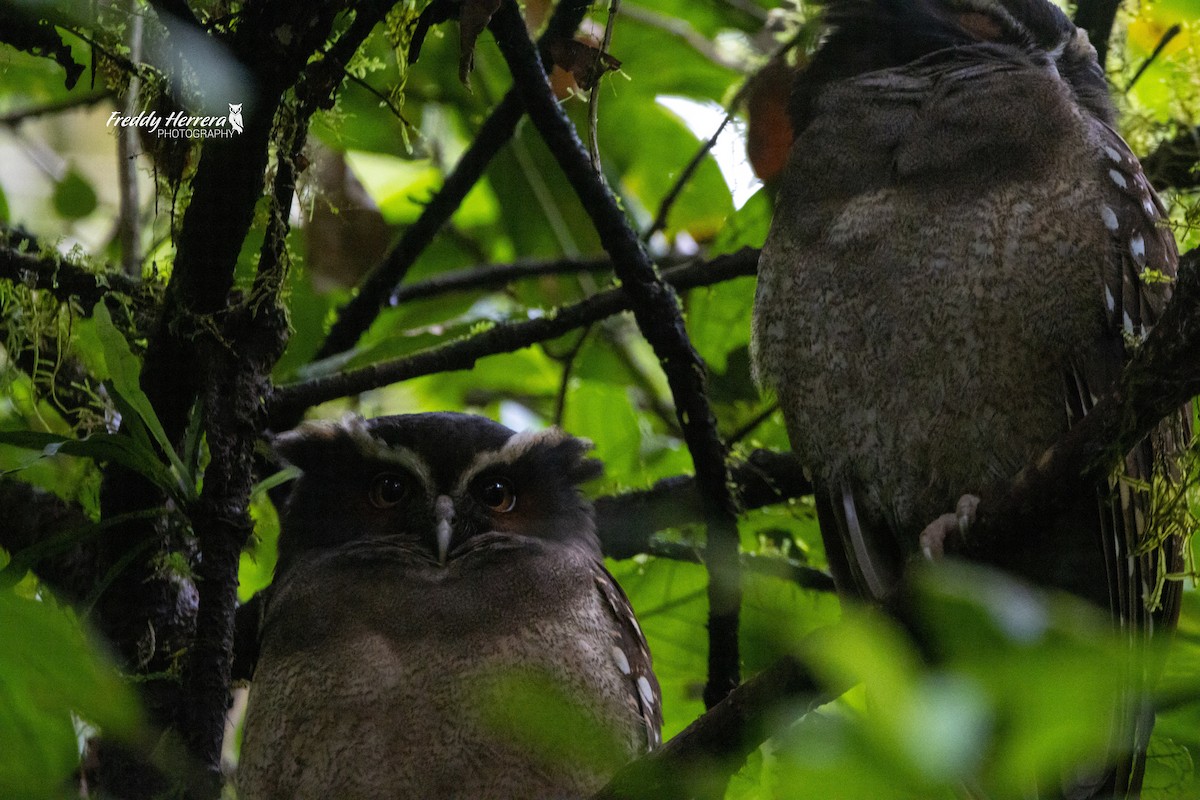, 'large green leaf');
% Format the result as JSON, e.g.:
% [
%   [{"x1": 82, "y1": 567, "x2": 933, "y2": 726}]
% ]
[
  {"x1": 0, "y1": 591, "x2": 141, "y2": 798},
  {"x1": 91, "y1": 302, "x2": 194, "y2": 498}
]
